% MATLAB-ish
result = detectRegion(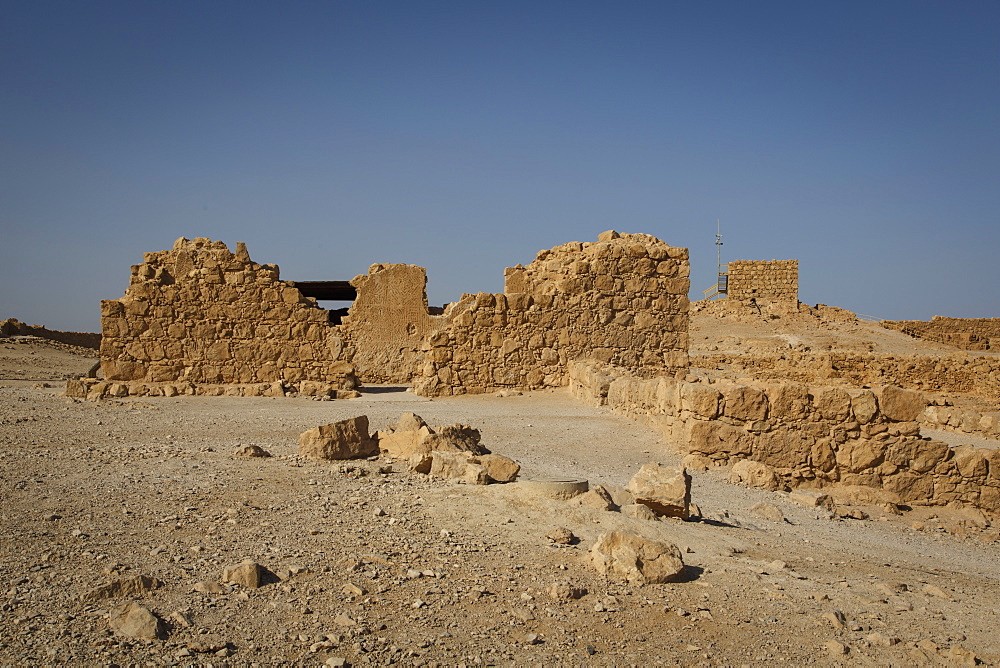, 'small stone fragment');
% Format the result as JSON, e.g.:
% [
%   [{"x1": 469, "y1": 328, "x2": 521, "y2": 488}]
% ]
[
  {"x1": 109, "y1": 602, "x2": 167, "y2": 640},
  {"x1": 729, "y1": 459, "x2": 781, "y2": 491},
  {"x1": 548, "y1": 581, "x2": 587, "y2": 600},
  {"x1": 233, "y1": 444, "x2": 271, "y2": 458},
  {"x1": 545, "y1": 527, "x2": 577, "y2": 545},
  {"x1": 81, "y1": 574, "x2": 163, "y2": 602},
  {"x1": 750, "y1": 502, "x2": 786, "y2": 523},
  {"x1": 825, "y1": 640, "x2": 849, "y2": 656},
  {"x1": 222, "y1": 561, "x2": 271, "y2": 588},
  {"x1": 621, "y1": 503, "x2": 659, "y2": 521}
]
